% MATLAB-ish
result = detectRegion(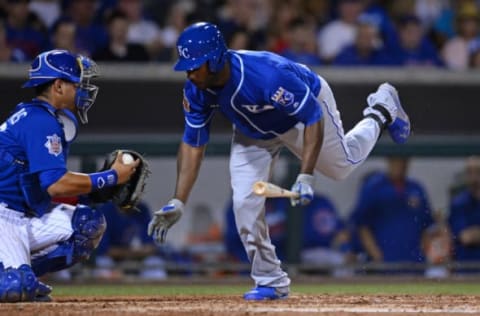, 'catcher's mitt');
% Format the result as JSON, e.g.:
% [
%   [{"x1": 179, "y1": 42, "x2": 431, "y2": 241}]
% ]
[{"x1": 89, "y1": 149, "x2": 150, "y2": 211}]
